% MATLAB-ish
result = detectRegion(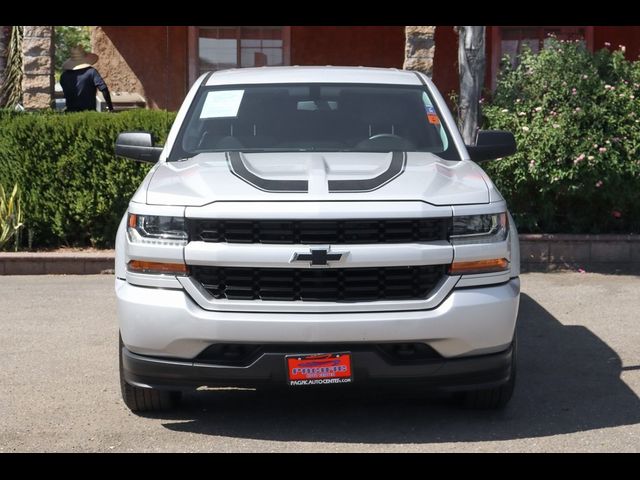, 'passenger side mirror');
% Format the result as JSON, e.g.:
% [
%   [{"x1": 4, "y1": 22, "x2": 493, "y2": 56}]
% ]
[
  {"x1": 466, "y1": 130, "x2": 517, "y2": 163},
  {"x1": 115, "y1": 131, "x2": 163, "y2": 163}
]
